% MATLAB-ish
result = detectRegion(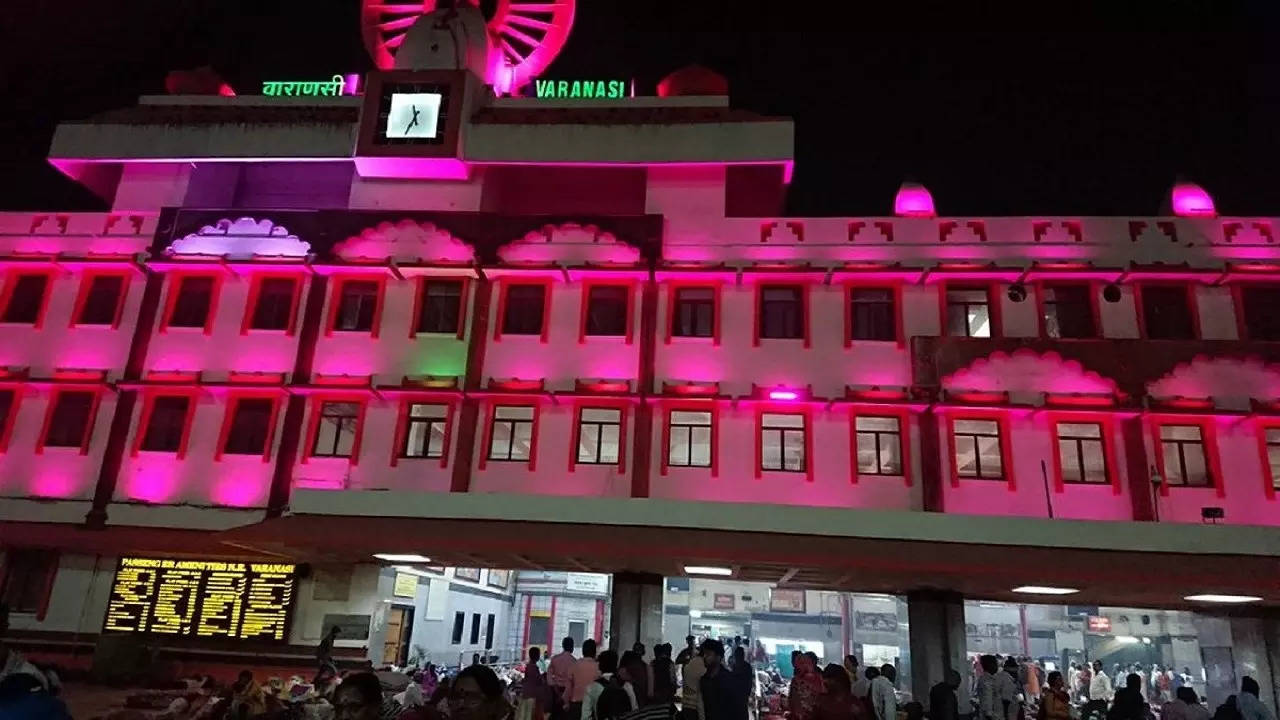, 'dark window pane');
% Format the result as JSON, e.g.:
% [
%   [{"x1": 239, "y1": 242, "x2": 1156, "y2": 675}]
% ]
[
  {"x1": 418, "y1": 280, "x2": 463, "y2": 334},
  {"x1": 335, "y1": 281, "x2": 379, "y2": 332},
  {"x1": 78, "y1": 275, "x2": 124, "y2": 326},
  {"x1": 1043, "y1": 285, "x2": 1096, "y2": 339},
  {"x1": 946, "y1": 288, "x2": 991, "y2": 338},
  {"x1": 760, "y1": 286, "x2": 804, "y2": 339},
  {"x1": 0, "y1": 391, "x2": 12, "y2": 430},
  {"x1": 673, "y1": 287, "x2": 715, "y2": 338},
  {"x1": 585, "y1": 286, "x2": 628, "y2": 336},
  {"x1": 251, "y1": 277, "x2": 297, "y2": 331},
  {"x1": 953, "y1": 419, "x2": 1003, "y2": 479},
  {"x1": 140, "y1": 396, "x2": 189, "y2": 453},
  {"x1": 1, "y1": 551, "x2": 56, "y2": 614},
  {"x1": 224, "y1": 398, "x2": 274, "y2": 455},
  {"x1": 1242, "y1": 286, "x2": 1280, "y2": 341},
  {"x1": 45, "y1": 391, "x2": 94, "y2": 448},
  {"x1": 451, "y1": 612, "x2": 465, "y2": 644},
  {"x1": 169, "y1": 276, "x2": 214, "y2": 328},
  {"x1": 470, "y1": 613, "x2": 481, "y2": 643},
  {"x1": 1142, "y1": 286, "x2": 1195, "y2": 339},
  {"x1": 3, "y1": 274, "x2": 48, "y2": 324},
  {"x1": 502, "y1": 284, "x2": 546, "y2": 335},
  {"x1": 850, "y1": 288, "x2": 896, "y2": 341}
]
